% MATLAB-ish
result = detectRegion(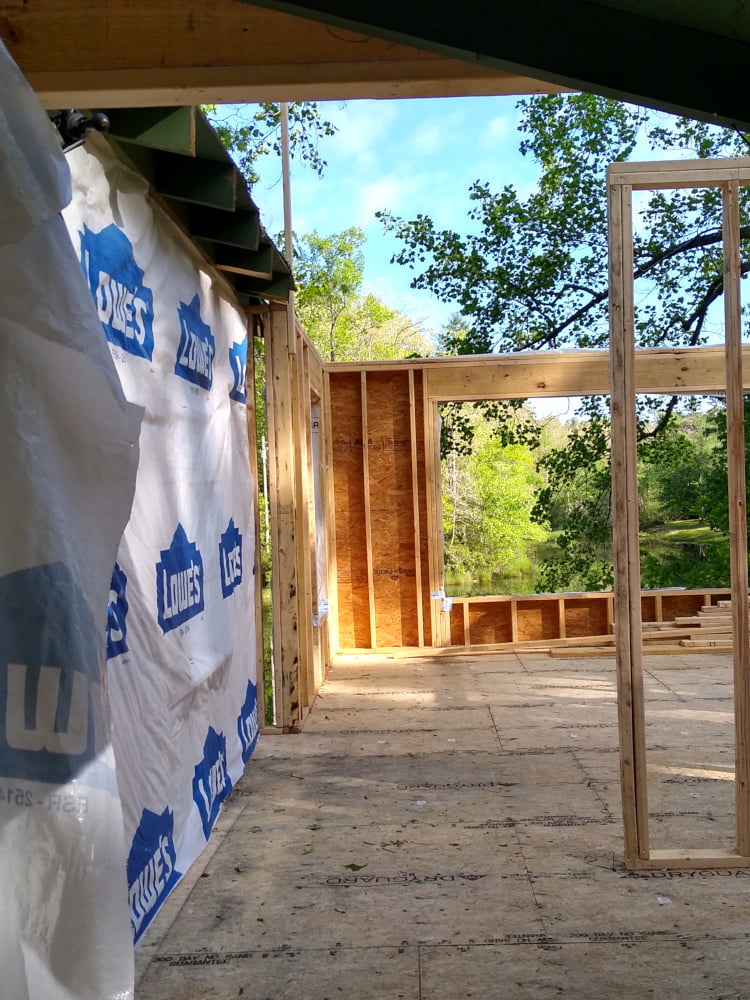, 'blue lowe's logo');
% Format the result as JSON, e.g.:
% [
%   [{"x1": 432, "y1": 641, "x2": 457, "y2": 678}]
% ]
[
  {"x1": 228, "y1": 336, "x2": 248, "y2": 403},
  {"x1": 175, "y1": 294, "x2": 215, "y2": 390},
  {"x1": 79, "y1": 224, "x2": 154, "y2": 360},
  {"x1": 218, "y1": 519, "x2": 242, "y2": 599},
  {"x1": 192, "y1": 727, "x2": 233, "y2": 840},
  {"x1": 0, "y1": 563, "x2": 99, "y2": 784},
  {"x1": 106, "y1": 562, "x2": 129, "y2": 659},
  {"x1": 127, "y1": 807, "x2": 181, "y2": 942},
  {"x1": 155, "y1": 525, "x2": 204, "y2": 634},
  {"x1": 237, "y1": 681, "x2": 259, "y2": 763}
]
